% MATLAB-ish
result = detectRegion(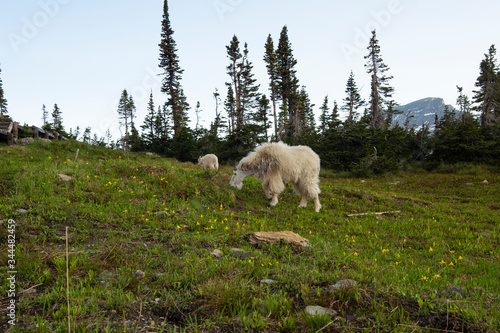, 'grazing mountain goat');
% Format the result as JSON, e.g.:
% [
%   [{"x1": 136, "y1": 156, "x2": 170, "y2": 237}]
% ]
[
  {"x1": 229, "y1": 141, "x2": 321, "y2": 212},
  {"x1": 198, "y1": 154, "x2": 219, "y2": 171}
]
